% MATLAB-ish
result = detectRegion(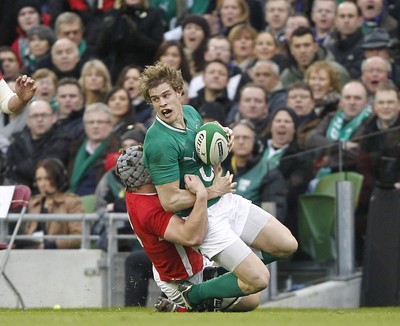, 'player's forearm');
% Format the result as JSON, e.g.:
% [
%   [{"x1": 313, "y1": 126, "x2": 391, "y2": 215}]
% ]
[
  {"x1": 6, "y1": 94, "x2": 29, "y2": 114},
  {"x1": 158, "y1": 187, "x2": 196, "y2": 212},
  {"x1": 182, "y1": 191, "x2": 208, "y2": 245}
]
